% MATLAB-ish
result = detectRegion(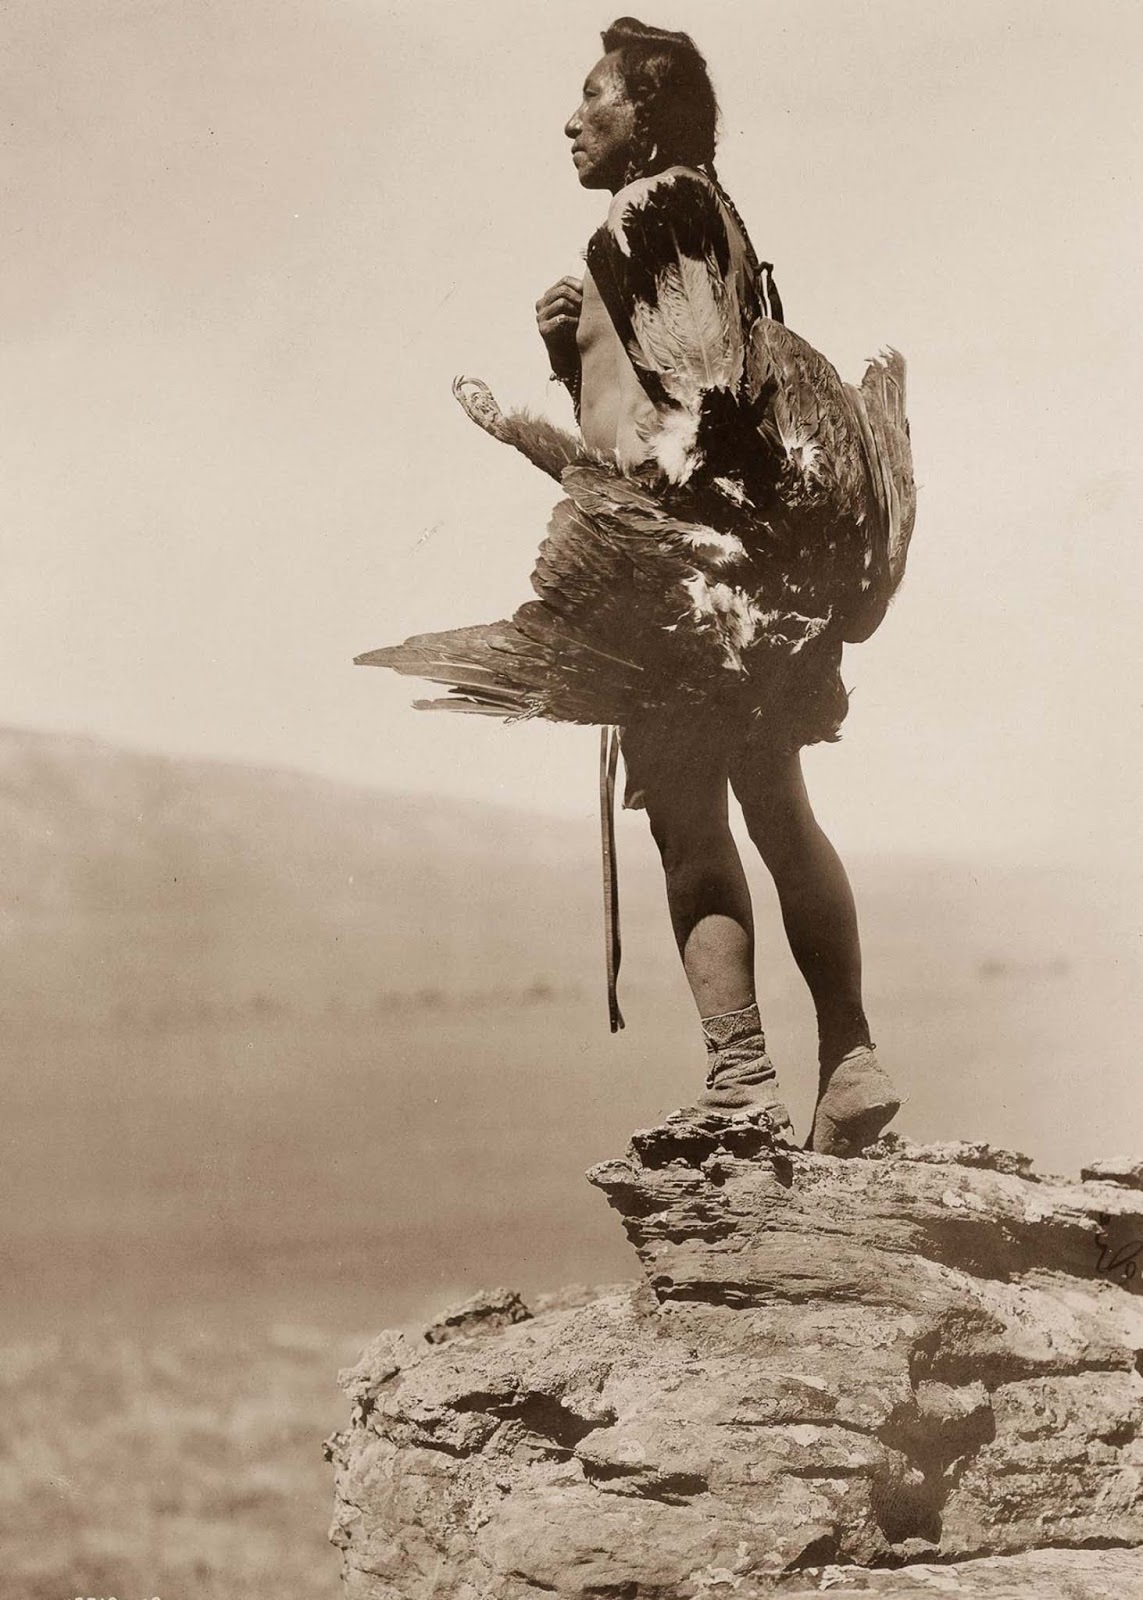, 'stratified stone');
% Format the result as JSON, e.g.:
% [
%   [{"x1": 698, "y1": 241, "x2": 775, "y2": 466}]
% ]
[
  {"x1": 1083, "y1": 1156, "x2": 1143, "y2": 1190},
  {"x1": 423, "y1": 1288, "x2": 533, "y2": 1346},
  {"x1": 781, "y1": 1548, "x2": 1143, "y2": 1595},
  {"x1": 328, "y1": 1114, "x2": 1143, "y2": 1598}
]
